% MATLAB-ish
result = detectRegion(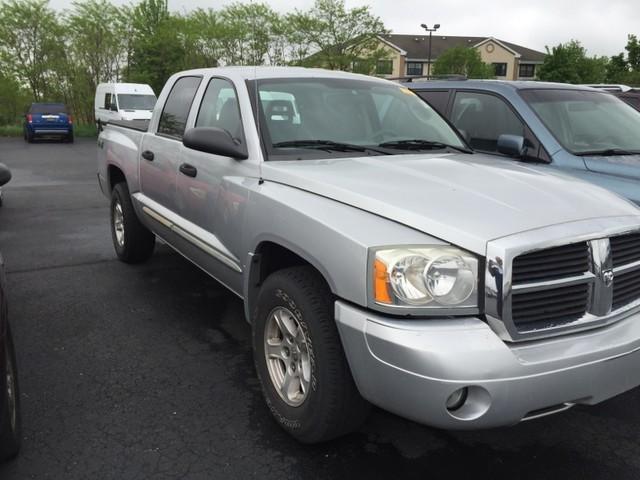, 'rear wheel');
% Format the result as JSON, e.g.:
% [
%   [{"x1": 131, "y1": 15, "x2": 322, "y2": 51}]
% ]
[
  {"x1": 110, "y1": 182, "x2": 155, "y2": 264},
  {"x1": 66, "y1": 132, "x2": 74, "y2": 143},
  {"x1": 0, "y1": 325, "x2": 21, "y2": 461},
  {"x1": 252, "y1": 266, "x2": 369, "y2": 443}
]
